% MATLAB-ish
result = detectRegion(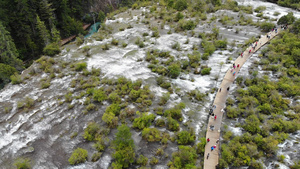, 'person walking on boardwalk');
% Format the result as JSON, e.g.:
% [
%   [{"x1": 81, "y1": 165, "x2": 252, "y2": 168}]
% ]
[
  {"x1": 233, "y1": 71, "x2": 236, "y2": 76},
  {"x1": 207, "y1": 153, "x2": 210, "y2": 159},
  {"x1": 237, "y1": 64, "x2": 240, "y2": 68},
  {"x1": 249, "y1": 49, "x2": 251, "y2": 53},
  {"x1": 227, "y1": 87, "x2": 230, "y2": 91},
  {"x1": 214, "y1": 115, "x2": 217, "y2": 120},
  {"x1": 233, "y1": 63, "x2": 235, "y2": 68},
  {"x1": 211, "y1": 146, "x2": 214, "y2": 151},
  {"x1": 219, "y1": 88, "x2": 221, "y2": 92},
  {"x1": 241, "y1": 52, "x2": 243, "y2": 57},
  {"x1": 207, "y1": 138, "x2": 210, "y2": 142}
]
